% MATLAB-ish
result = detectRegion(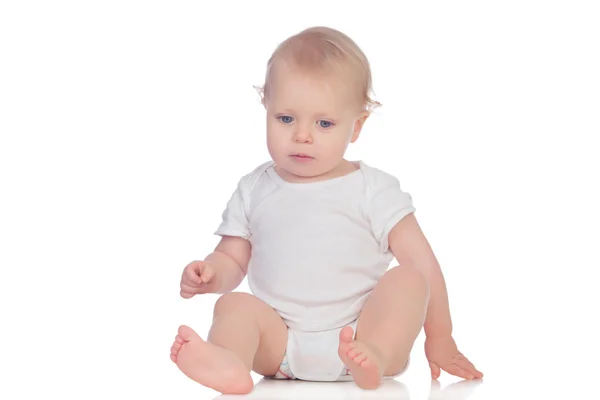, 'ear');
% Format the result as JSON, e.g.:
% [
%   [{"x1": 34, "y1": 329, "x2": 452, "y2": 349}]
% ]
[
  {"x1": 254, "y1": 85, "x2": 267, "y2": 108},
  {"x1": 350, "y1": 112, "x2": 370, "y2": 143}
]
